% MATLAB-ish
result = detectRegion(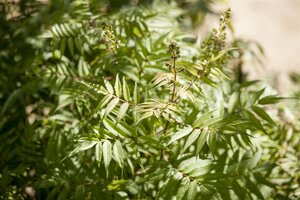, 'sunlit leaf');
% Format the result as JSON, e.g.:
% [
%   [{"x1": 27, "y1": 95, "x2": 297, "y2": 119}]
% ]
[
  {"x1": 105, "y1": 80, "x2": 114, "y2": 94},
  {"x1": 105, "y1": 97, "x2": 119, "y2": 116},
  {"x1": 133, "y1": 82, "x2": 139, "y2": 104},
  {"x1": 196, "y1": 128, "x2": 209, "y2": 155},
  {"x1": 114, "y1": 74, "x2": 122, "y2": 97},
  {"x1": 168, "y1": 126, "x2": 193, "y2": 145},
  {"x1": 183, "y1": 129, "x2": 200, "y2": 152},
  {"x1": 228, "y1": 91, "x2": 239, "y2": 114},
  {"x1": 122, "y1": 77, "x2": 130, "y2": 101},
  {"x1": 113, "y1": 140, "x2": 125, "y2": 168},
  {"x1": 117, "y1": 102, "x2": 129, "y2": 123},
  {"x1": 95, "y1": 142, "x2": 103, "y2": 166},
  {"x1": 103, "y1": 140, "x2": 112, "y2": 177}
]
